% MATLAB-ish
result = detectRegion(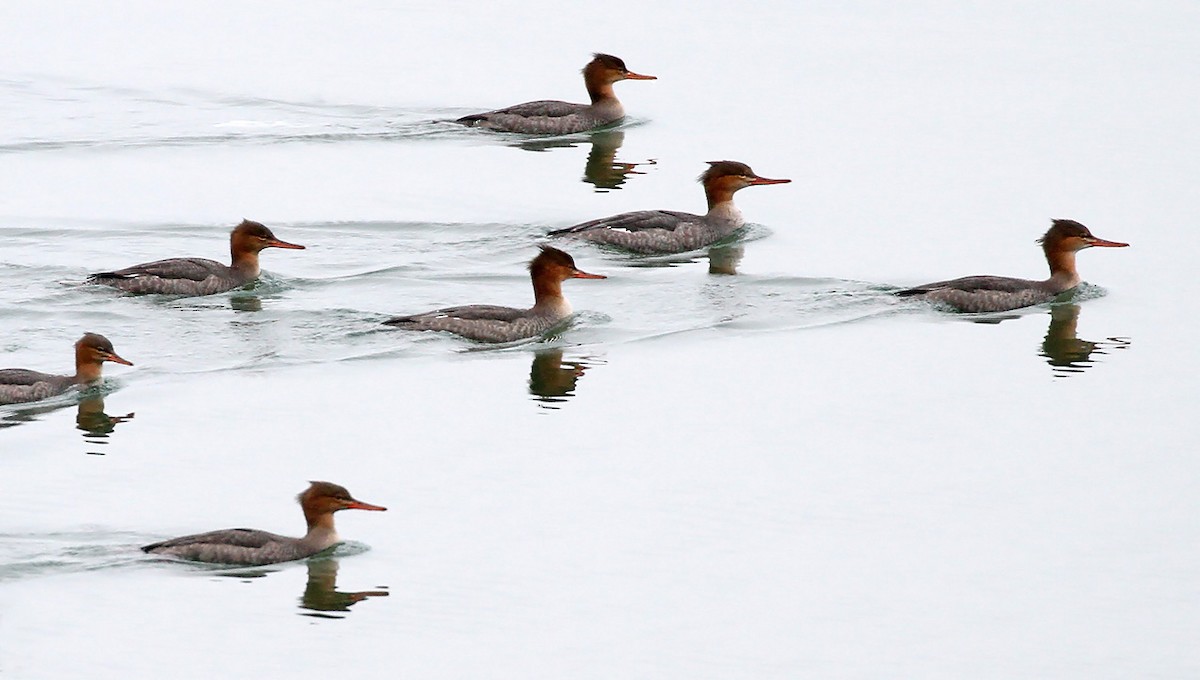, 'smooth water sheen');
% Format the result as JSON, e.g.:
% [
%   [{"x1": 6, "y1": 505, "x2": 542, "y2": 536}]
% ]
[{"x1": 2, "y1": 2, "x2": 1198, "y2": 678}]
